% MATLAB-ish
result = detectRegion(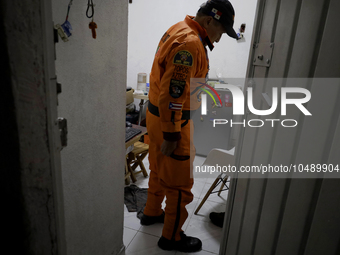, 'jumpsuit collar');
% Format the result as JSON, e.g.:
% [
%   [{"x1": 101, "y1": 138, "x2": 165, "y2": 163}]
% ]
[{"x1": 184, "y1": 15, "x2": 214, "y2": 51}]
